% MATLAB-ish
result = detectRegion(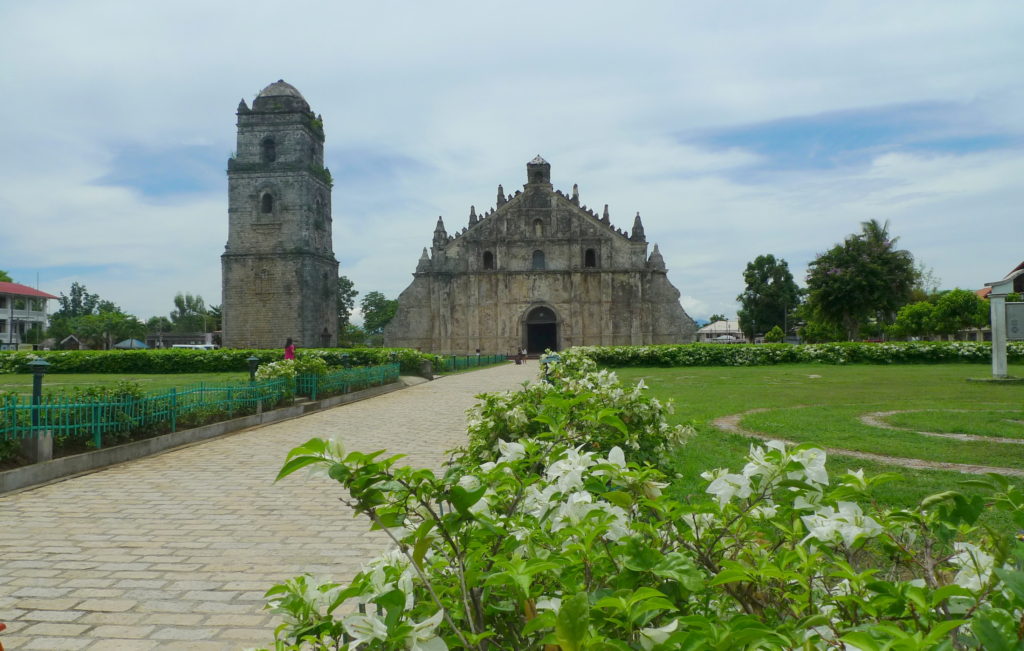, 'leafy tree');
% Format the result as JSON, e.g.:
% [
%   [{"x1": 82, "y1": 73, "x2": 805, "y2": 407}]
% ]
[
  {"x1": 888, "y1": 301, "x2": 937, "y2": 339},
  {"x1": 931, "y1": 289, "x2": 989, "y2": 335},
  {"x1": 206, "y1": 304, "x2": 222, "y2": 331},
  {"x1": 0, "y1": 270, "x2": 12, "y2": 282},
  {"x1": 708, "y1": 314, "x2": 727, "y2": 324},
  {"x1": 54, "y1": 282, "x2": 101, "y2": 319},
  {"x1": 763, "y1": 325, "x2": 785, "y2": 343},
  {"x1": 805, "y1": 219, "x2": 918, "y2": 340},
  {"x1": 361, "y1": 291, "x2": 398, "y2": 336},
  {"x1": 338, "y1": 323, "x2": 367, "y2": 348},
  {"x1": 736, "y1": 254, "x2": 801, "y2": 340},
  {"x1": 169, "y1": 293, "x2": 210, "y2": 333},
  {"x1": 337, "y1": 276, "x2": 358, "y2": 330}
]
